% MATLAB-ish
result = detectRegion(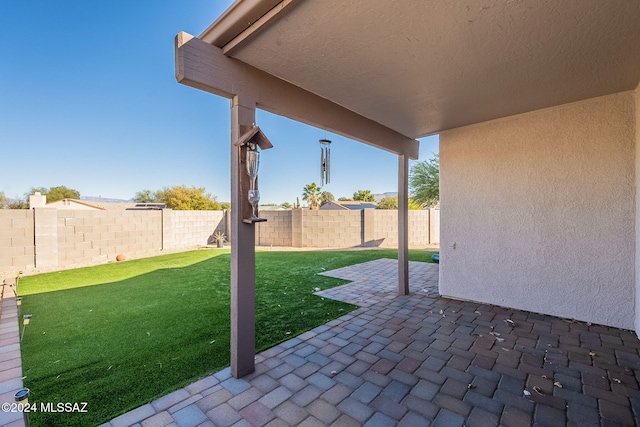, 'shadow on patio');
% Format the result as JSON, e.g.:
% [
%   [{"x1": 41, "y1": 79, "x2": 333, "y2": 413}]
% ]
[{"x1": 105, "y1": 258, "x2": 640, "y2": 427}]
